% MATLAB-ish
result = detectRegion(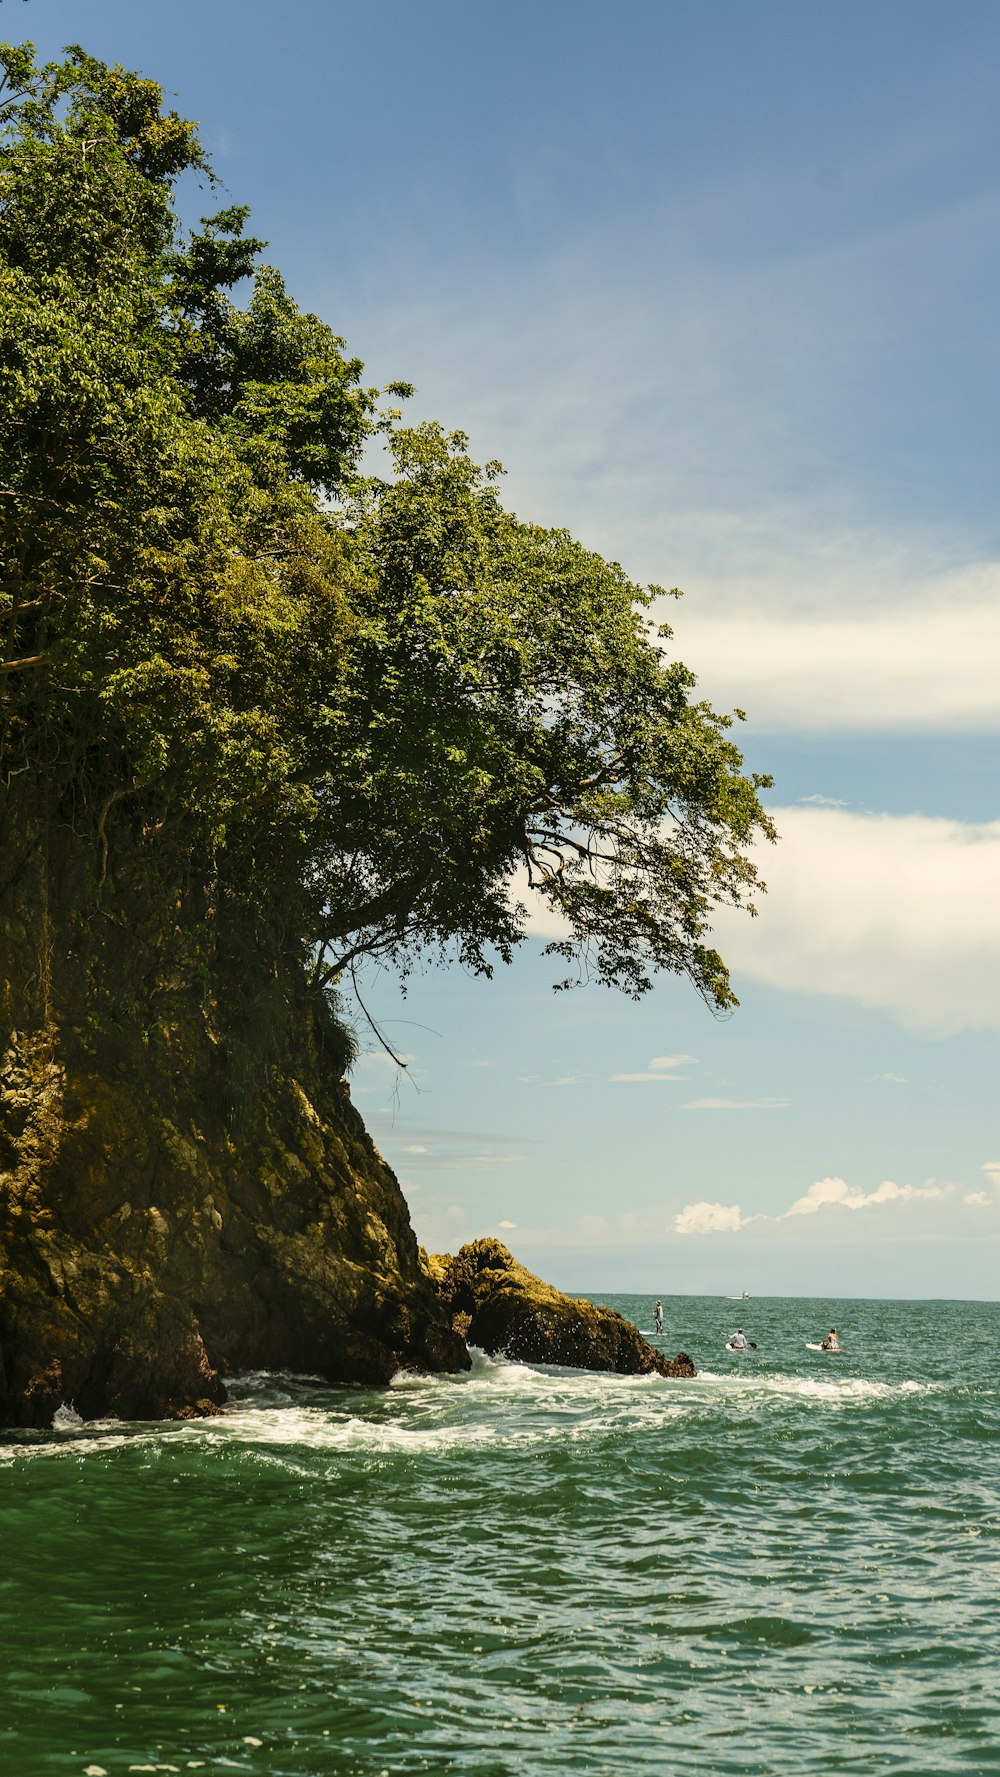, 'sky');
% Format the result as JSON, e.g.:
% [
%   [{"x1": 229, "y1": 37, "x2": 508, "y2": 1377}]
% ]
[{"x1": 17, "y1": 0, "x2": 1000, "y2": 1298}]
